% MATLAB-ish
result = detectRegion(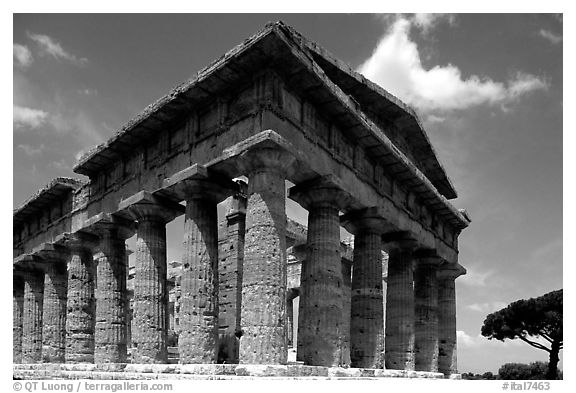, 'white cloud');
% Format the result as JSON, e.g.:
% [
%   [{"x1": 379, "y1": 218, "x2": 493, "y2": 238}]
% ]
[
  {"x1": 459, "y1": 265, "x2": 494, "y2": 288},
  {"x1": 27, "y1": 32, "x2": 88, "y2": 65},
  {"x1": 13, "y1": 105, "x2": 49, "y2": 129},
  {"x1": 412, "y1": 13, "x2": 455, "y2": 33},
  {"x1": 457, "y1": 330, "x2": 522, "y2": 349},
  {"x1": 17, "y1": 144, "x2": 45, "y2": 157},
  {"x1": 13, "y1": 44, "x2": 33, "y2": 68},
  {"x1": 508, "y1": 72, "x2": 550, "y2": 100},
  {"x1": 465, "y1": 301, "x2": 507, "y2": 313},
  {"x1": 538, "y1": 29, "x2": 562, "y2": 45},
  {"x1": 358, "y1": 16, "x2": 548, "y2": 113}
]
